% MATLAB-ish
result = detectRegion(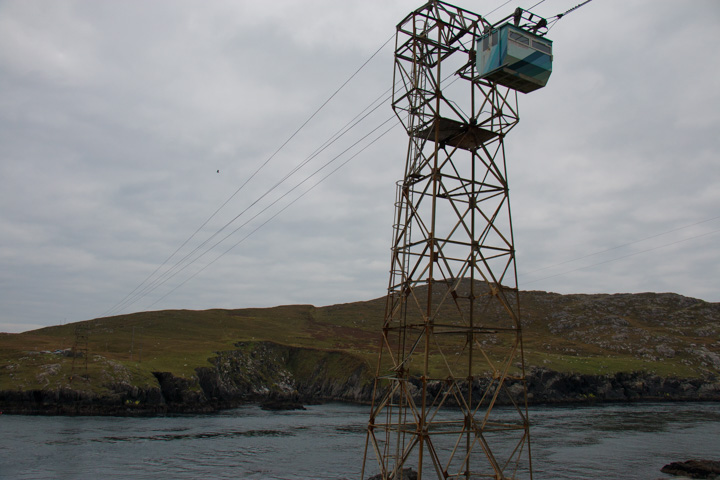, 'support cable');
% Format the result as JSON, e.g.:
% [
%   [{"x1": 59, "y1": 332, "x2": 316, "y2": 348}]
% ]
[
  {"x1": 523, "y1": 216, "x2": 720, "y2": 276},
  {"x1": 546, "y1": 0, "x2": 594, "y2": 30},
  {"x1": 102, "y1": 33, "x2": 394, "y2": 317},
  {"x1": 146, "y1": 120, "x2": 400, "y2": 309},
  {"x1": 137, "y1": 113, "x2": 397, "y2": 311},
  {"x1": 106, "y1": 95, "x2": 395, "y2": 316},
  {"x1": 526, "y1": 0, "x2": 547, "y2": 10},
  {"x1": 485, "y1": 0, "x2": 514, "y2": 18},
  {"x1": 523, "y1": 227, "x2": 720, "y2": 285}
]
